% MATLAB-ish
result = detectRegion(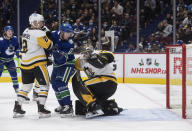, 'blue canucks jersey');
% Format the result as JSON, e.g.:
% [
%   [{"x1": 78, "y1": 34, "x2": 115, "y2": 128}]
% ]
[
  {"x1": 109, "y1": 26, "x2": 122, "y2": 36},
  {"x1": 51, "y1": 31, "x2": 75, "y2": 66},
  {"x1": 0, "y1": 36, "x2": 19, "y2": 61}
]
